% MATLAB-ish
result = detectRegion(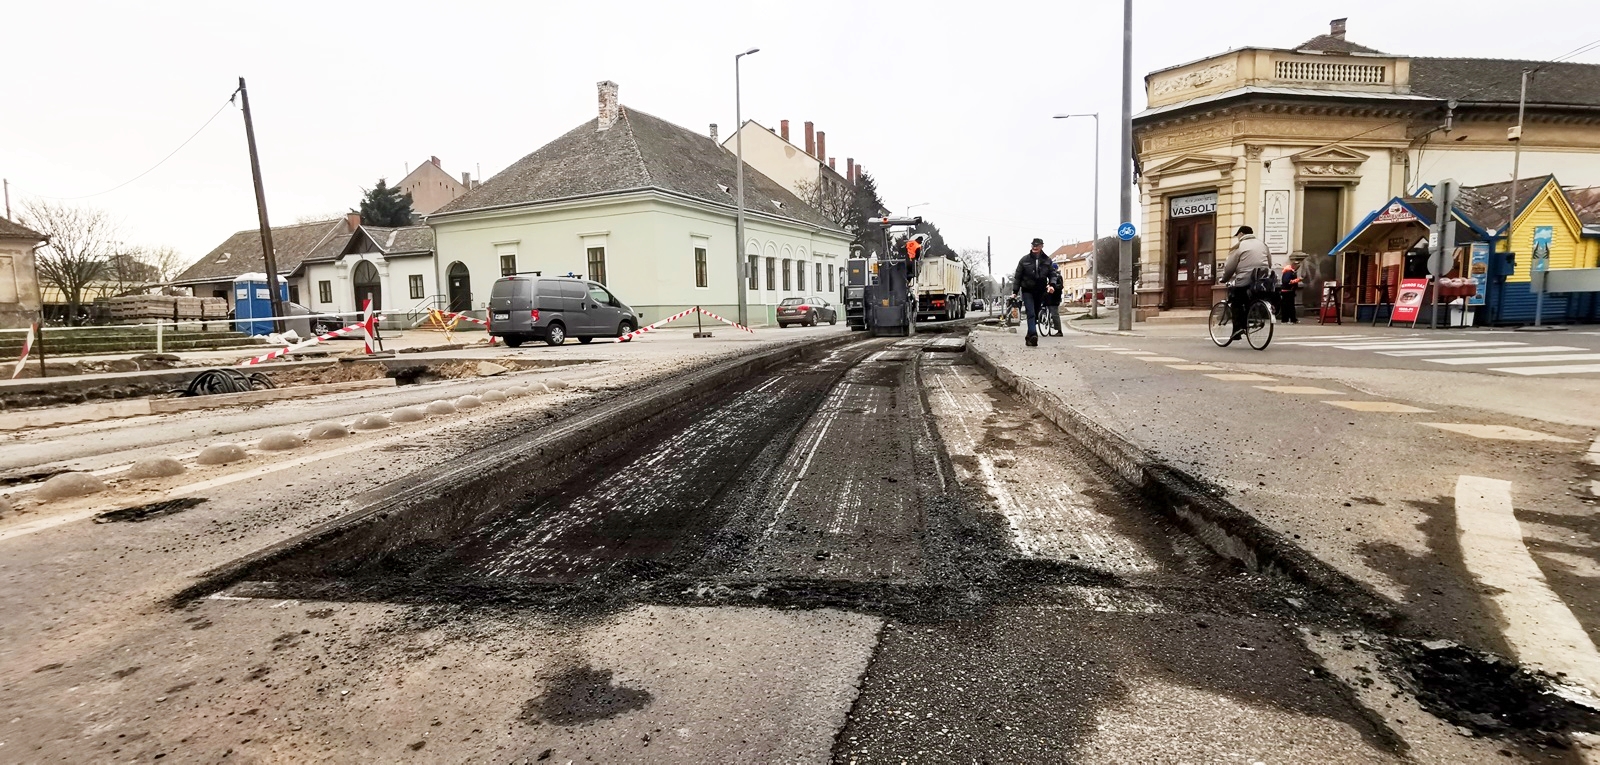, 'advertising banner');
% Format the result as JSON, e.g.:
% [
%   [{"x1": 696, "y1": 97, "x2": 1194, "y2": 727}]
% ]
[
  {"x1": 1391, "y1": 277, "x2": 1430, "y2": 324},
  {"x1": 1468, "y1": 242, "x2": 1489, "y2": 307}
]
